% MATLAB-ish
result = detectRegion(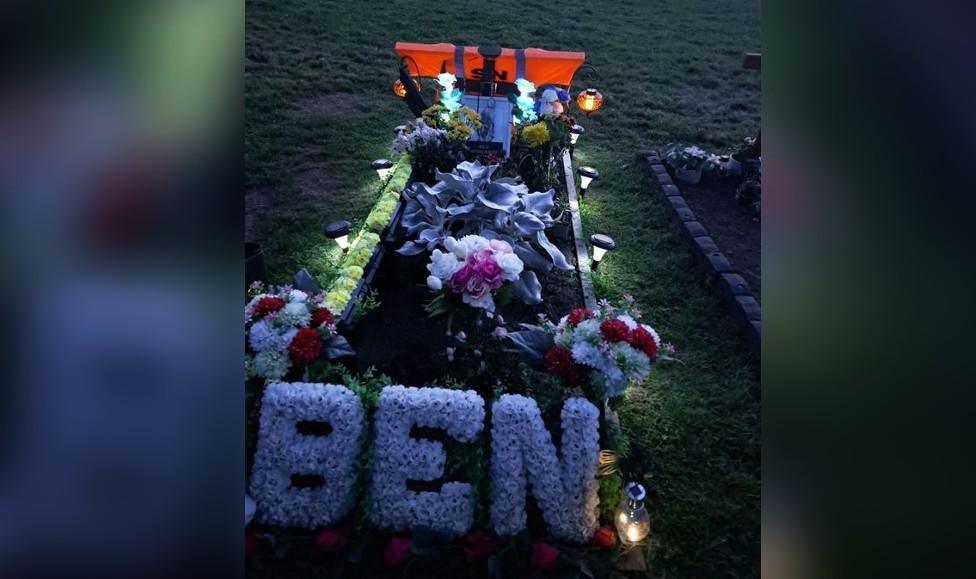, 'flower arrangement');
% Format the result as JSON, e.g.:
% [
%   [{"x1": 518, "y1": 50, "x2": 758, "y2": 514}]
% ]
[
  {"x1": 398, "y1": 161, "x2": 570, "y2": 306},
  {"x1": 425, "y1": 235, "x2": 524, "y2": 314},
  {"x1": 490, "y1": 394, "x2": 600, "y2": 542},
  {"x1": 245, "y1": 283, "x2": 338, "y2": 382},
  {"x1": 369, "y1": 385, "x2": 485, "y2": 536},
  {"x1": 507, "y1": 296, "x2": 668, "y2": 398},
  {"x1": 249, "y1": 383, "x2": 365, "y2": 528}
]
